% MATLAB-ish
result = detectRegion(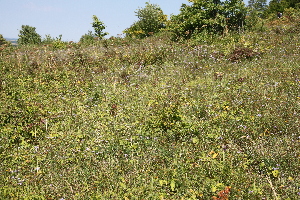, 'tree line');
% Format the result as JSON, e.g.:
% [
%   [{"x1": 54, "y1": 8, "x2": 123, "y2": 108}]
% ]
[{"x1": 0, "y1": 0, "x2": 299, "y2": 46}]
